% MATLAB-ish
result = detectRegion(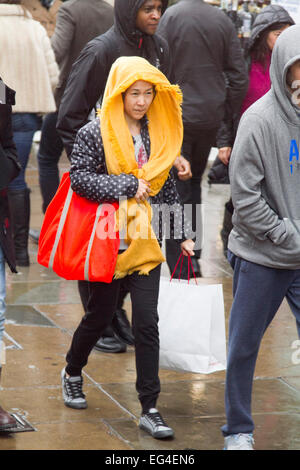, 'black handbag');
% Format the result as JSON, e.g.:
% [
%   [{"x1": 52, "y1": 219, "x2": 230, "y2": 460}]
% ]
[{"x1": 207, "y1": 155, "x2": 229, "y2": 186}]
